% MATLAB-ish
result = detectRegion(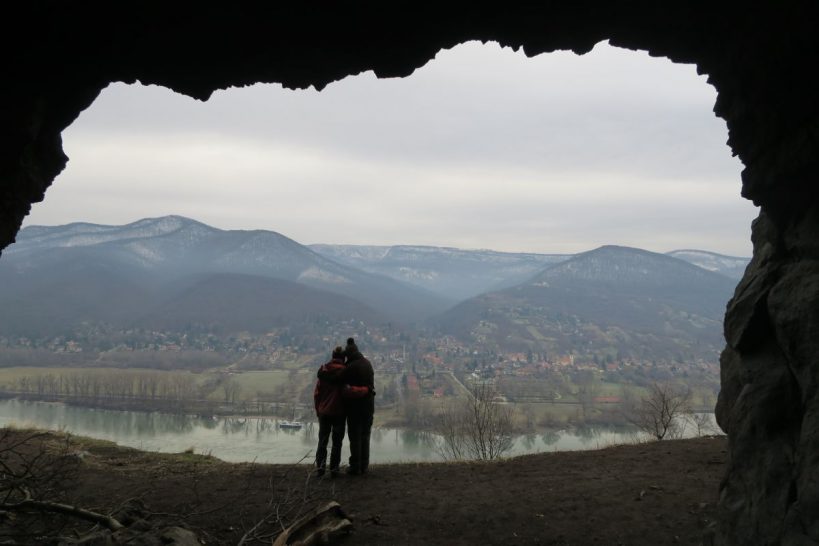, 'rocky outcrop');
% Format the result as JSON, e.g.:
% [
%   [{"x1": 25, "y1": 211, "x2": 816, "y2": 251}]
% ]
[
  {"x1": 717, "y1": 207, "x2": 819, "y2": 544},
  {"x1": 2, "y1": 2, "x2": 818, "y2": 544}
]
